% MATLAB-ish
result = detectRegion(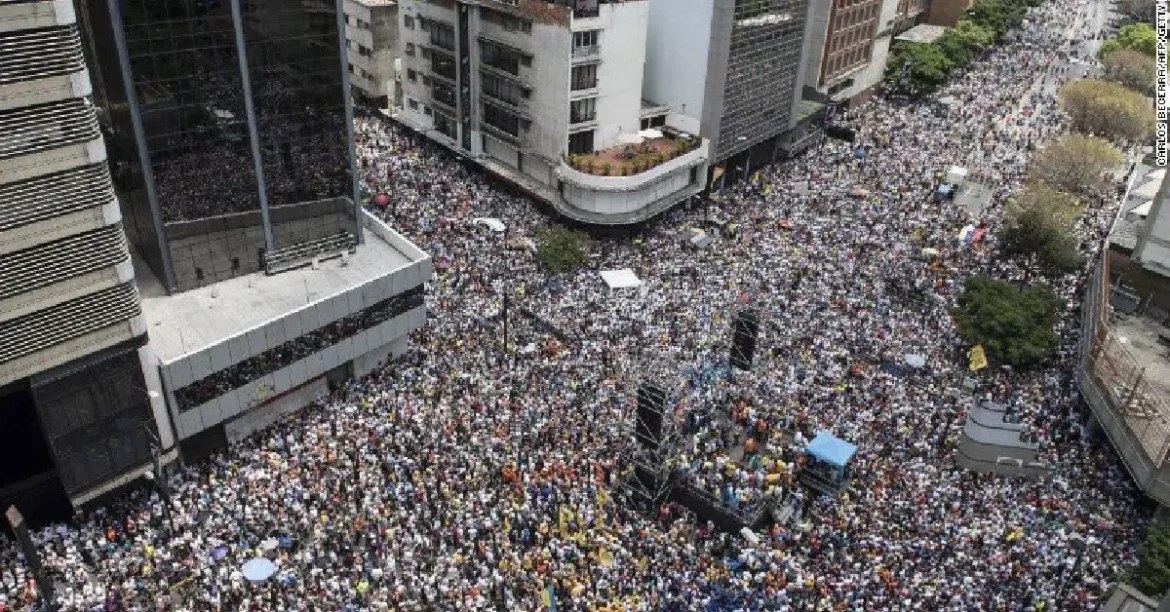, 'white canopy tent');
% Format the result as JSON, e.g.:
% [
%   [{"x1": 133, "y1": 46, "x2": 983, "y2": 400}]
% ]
[
  {"x1": 473, "y1": 217, "x2": 506, "y2": 233},
  {"x1": 599, "y1": 269, "x2": 643, "y2": 289}
]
